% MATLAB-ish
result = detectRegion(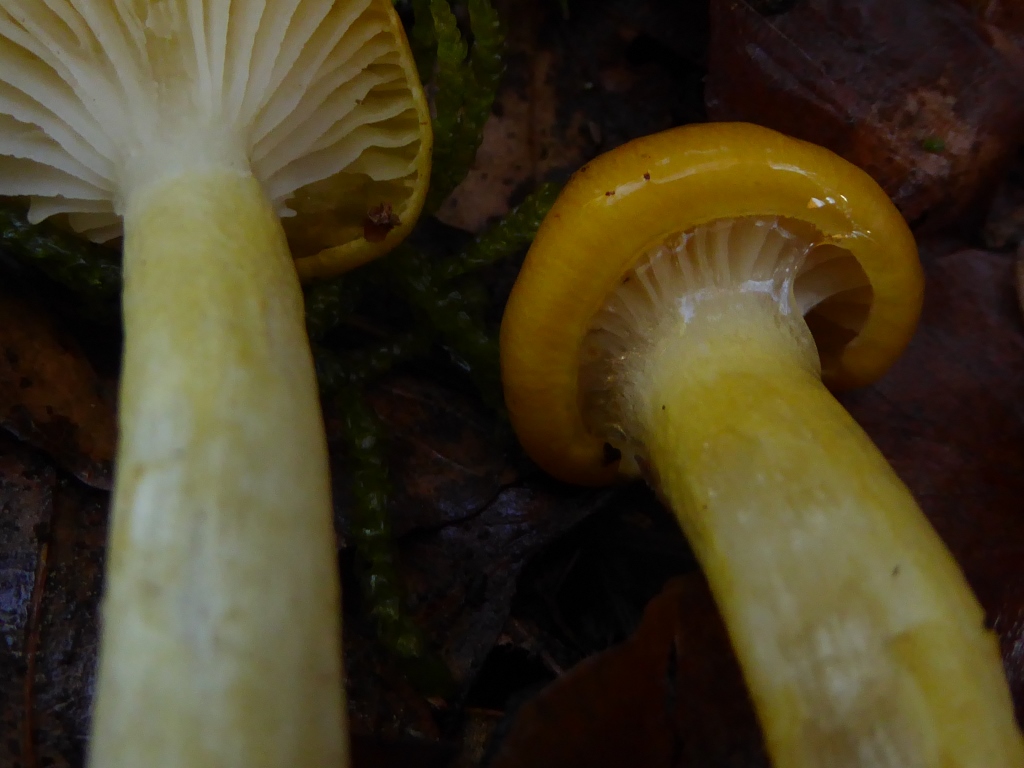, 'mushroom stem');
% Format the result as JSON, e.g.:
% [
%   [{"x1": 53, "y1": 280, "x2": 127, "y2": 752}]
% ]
[
  {"x1": 88, "y1": 170, "x2": 347, "y2": 768},
  {"x1": 634, "y1": 291, "x2": 1023, "y2": 768}
]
